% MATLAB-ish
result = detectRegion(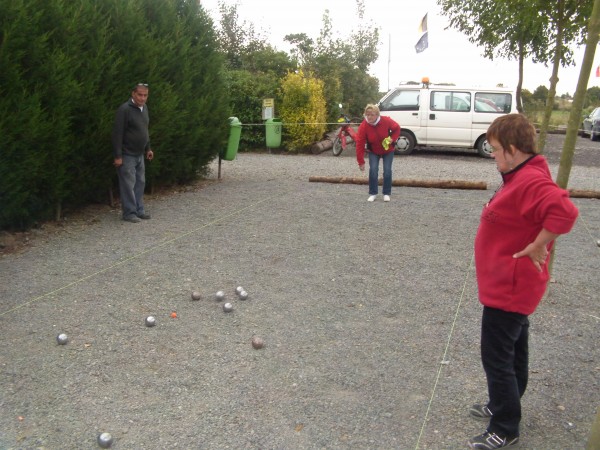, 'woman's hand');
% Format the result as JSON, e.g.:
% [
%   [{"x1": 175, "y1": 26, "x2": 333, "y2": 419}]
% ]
[
  {"x1": 513, "y1": 242, "x2": 548, "y2": 273},
  {"x1": 358, "y1": 164, "x2": 365, "y2": 172}
]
